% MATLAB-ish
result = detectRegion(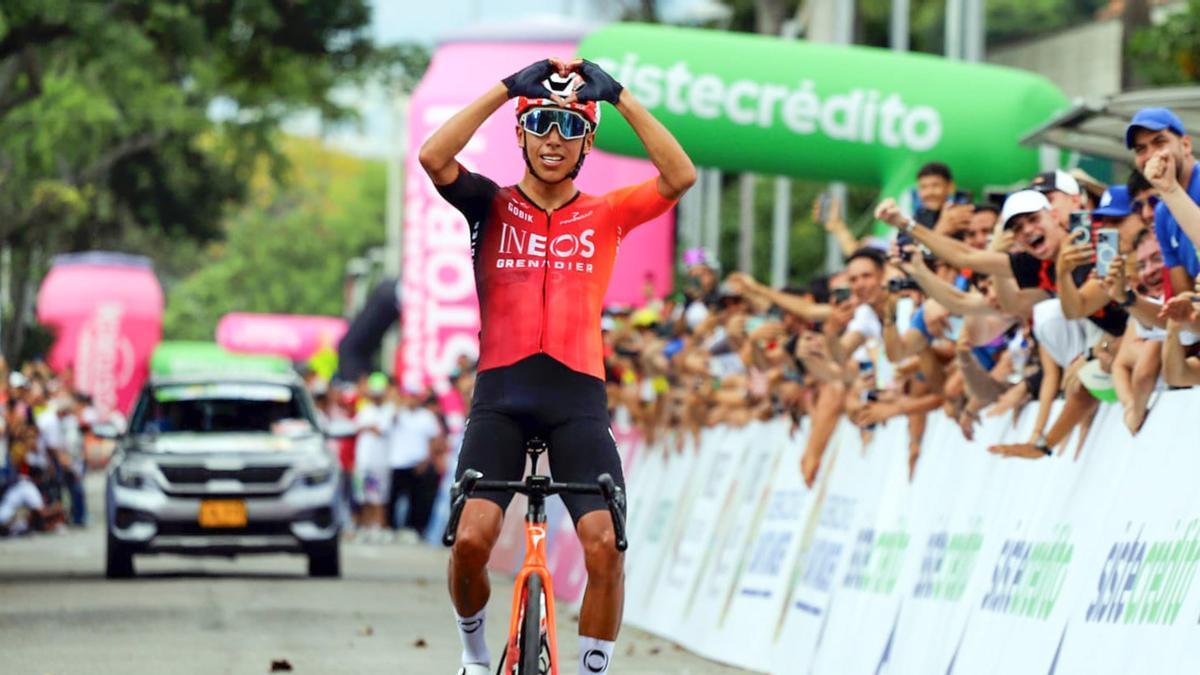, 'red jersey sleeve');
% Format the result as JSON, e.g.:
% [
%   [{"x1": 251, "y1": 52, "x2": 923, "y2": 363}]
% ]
[{"x1": 603, "y1": 177, "x2": 677, "y2": 238}]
